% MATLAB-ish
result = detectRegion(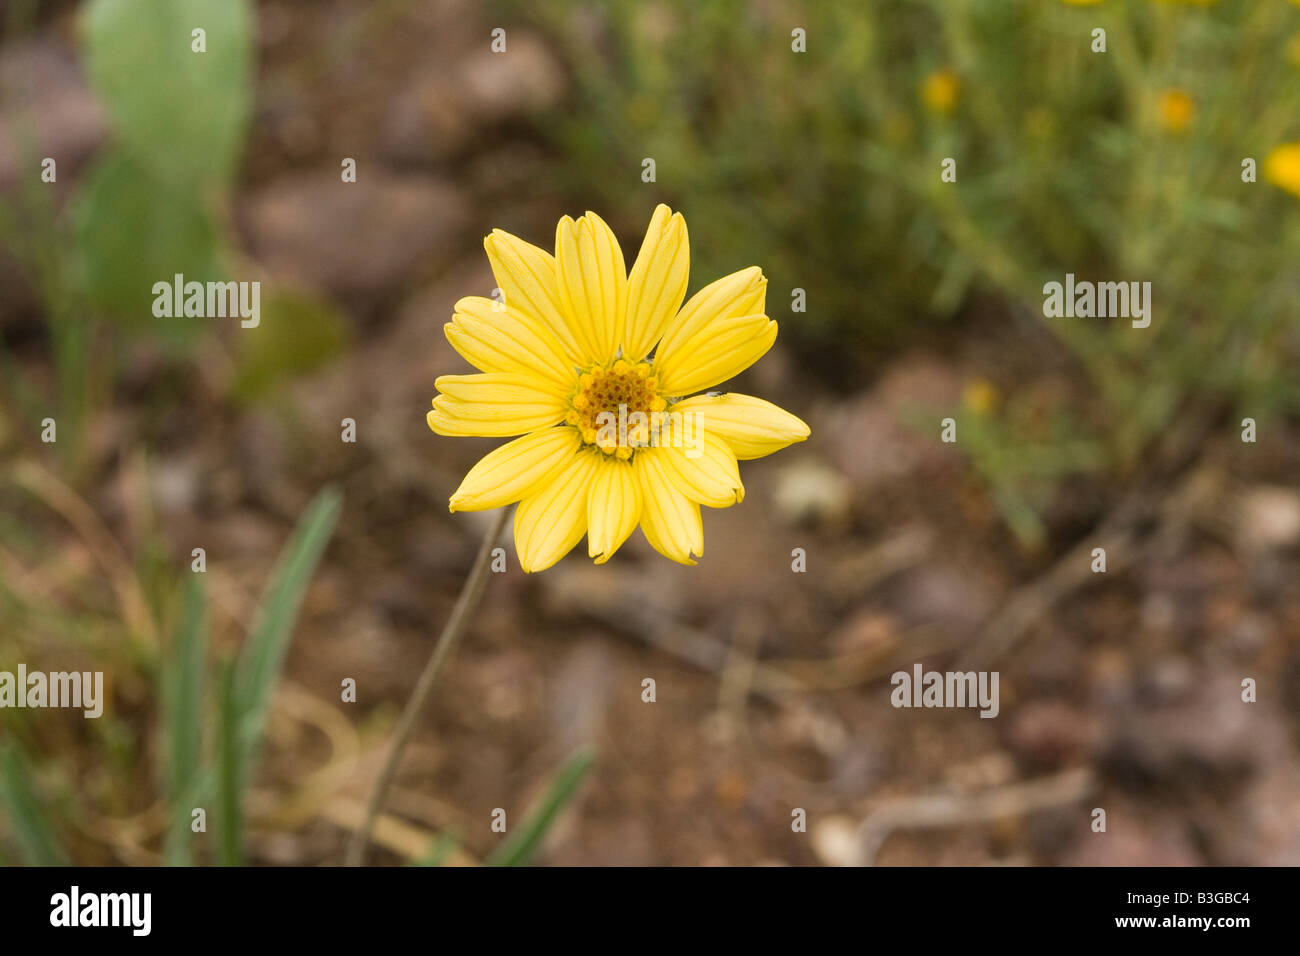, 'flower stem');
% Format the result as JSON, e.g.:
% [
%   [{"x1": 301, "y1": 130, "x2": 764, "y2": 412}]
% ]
[{"x1": 344, "y1": 507, "x2": 509, "y2": 866}]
